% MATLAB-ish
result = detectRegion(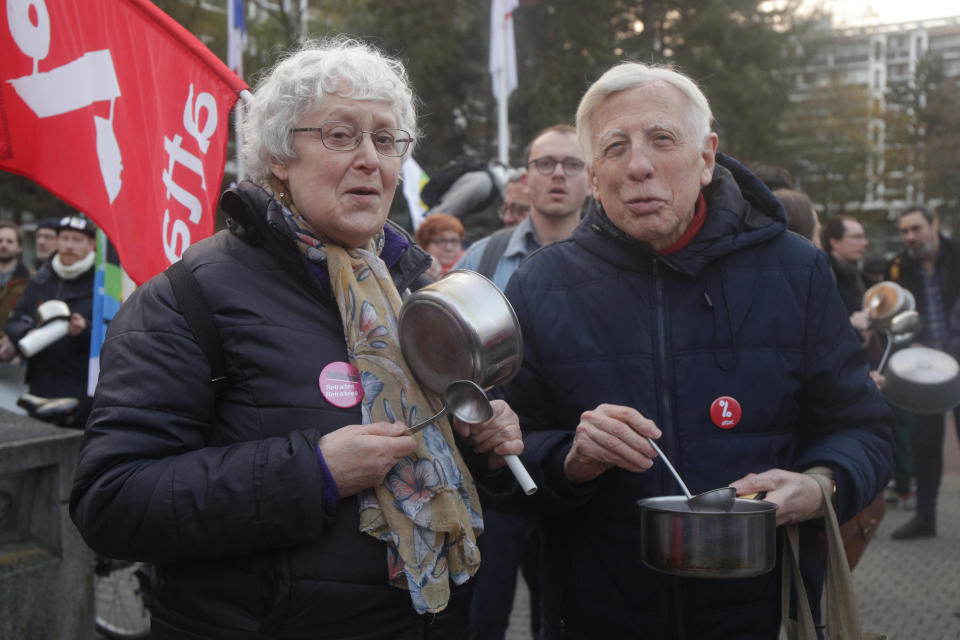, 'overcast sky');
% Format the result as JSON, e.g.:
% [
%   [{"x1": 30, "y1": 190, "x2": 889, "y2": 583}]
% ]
[{"x1": 821, "y1": 0, "x2": 959, "y2": 26}]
